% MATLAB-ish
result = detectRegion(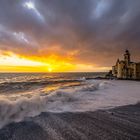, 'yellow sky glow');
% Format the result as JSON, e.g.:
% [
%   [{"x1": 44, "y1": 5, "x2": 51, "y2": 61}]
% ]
[{"x1": 0, "y1": 52, "x2": 110, "y2": 72}]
